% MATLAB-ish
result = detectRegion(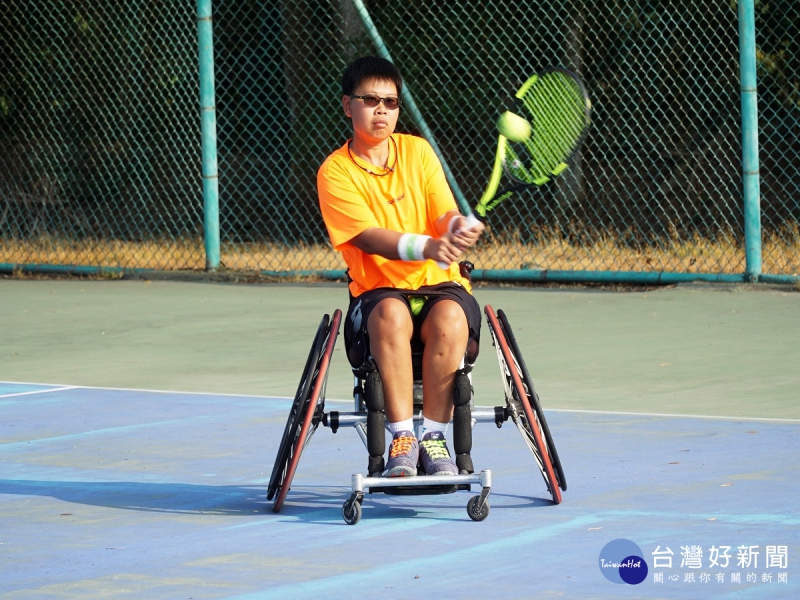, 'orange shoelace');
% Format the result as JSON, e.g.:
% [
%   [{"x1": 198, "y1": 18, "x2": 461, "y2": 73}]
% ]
[{"x1": 388, "y1": 435, "x2": 415, "y2": 458}]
